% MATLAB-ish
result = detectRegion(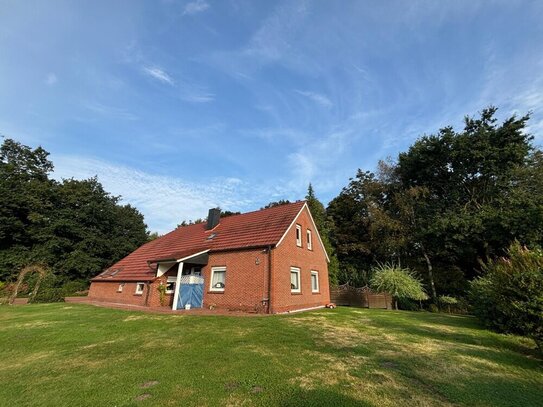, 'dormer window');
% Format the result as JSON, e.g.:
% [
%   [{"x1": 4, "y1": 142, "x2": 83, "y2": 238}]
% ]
[
  {"x1": 295, "y1": 224, "x2": 302, "y2": 247},
  {"x1": 307, "y1": 229, "x2": 312, "y2": 250}
]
